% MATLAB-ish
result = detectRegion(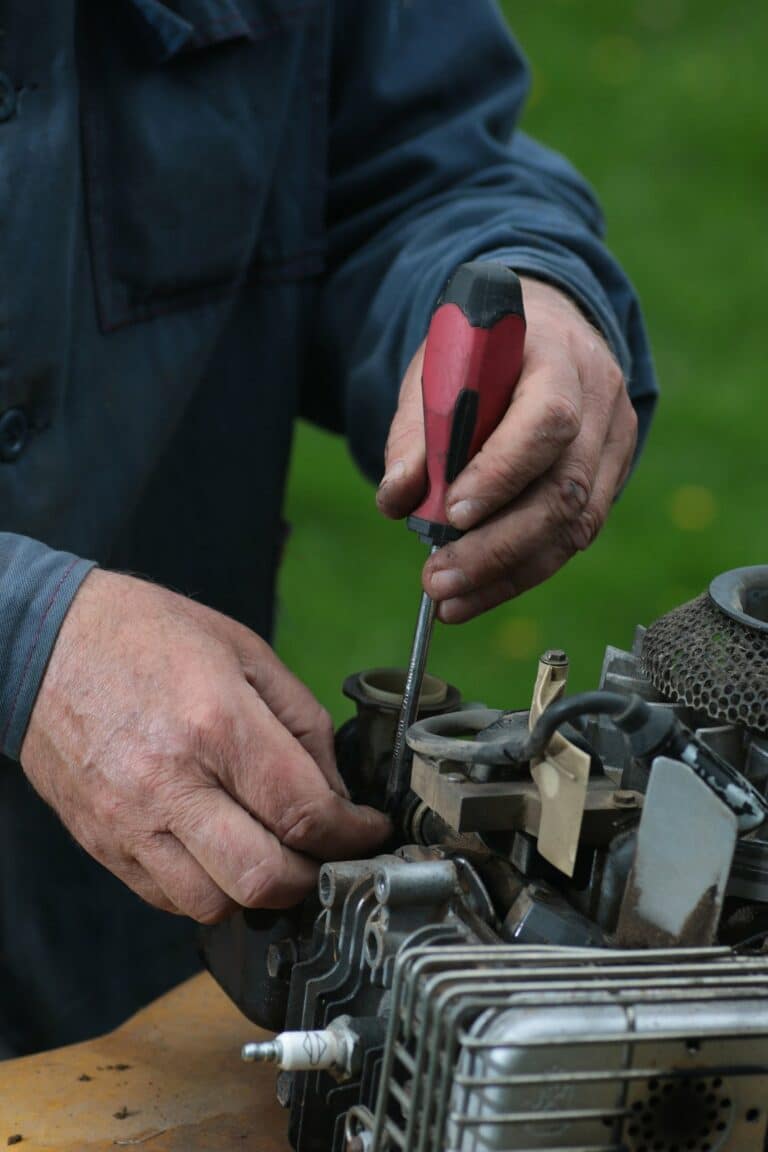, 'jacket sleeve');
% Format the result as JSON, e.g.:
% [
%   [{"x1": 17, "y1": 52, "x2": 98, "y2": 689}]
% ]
[
  {"x1": 307, "y1": 0, "x2": 658, "y2": 481},
  {"x1": 0, "y1": 534, "x2": 95, "y2": 760}
]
